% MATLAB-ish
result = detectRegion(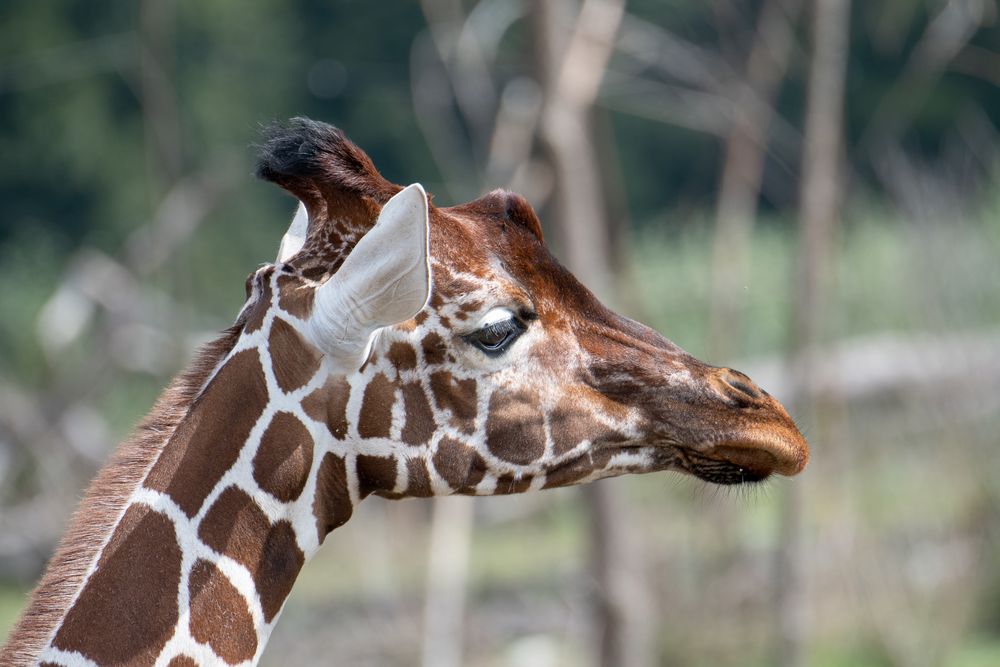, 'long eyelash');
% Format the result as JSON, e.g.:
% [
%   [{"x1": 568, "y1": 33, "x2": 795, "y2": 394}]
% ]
[{"x1": 481, "y1": 319, "x2": 518, "y2": 339}]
